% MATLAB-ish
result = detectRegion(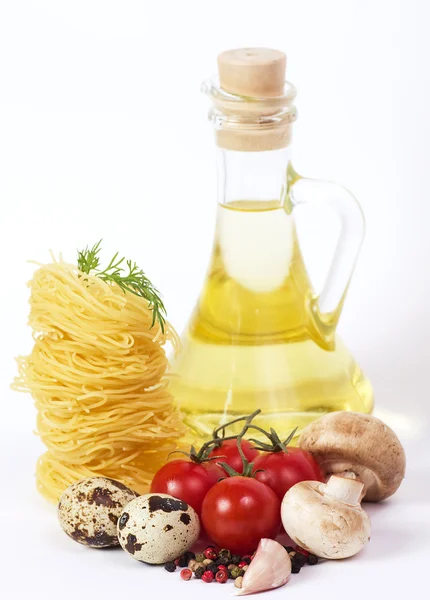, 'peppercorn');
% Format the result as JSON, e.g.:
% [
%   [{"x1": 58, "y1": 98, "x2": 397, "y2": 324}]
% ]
[
  {"x1": 195, "y1": 553, "x2": 205, "y2": 563},
  {"x1": 230, "y1": 566, "x2": 243, "y2": 579},
  {"x1": 217, "y1": 565, "x2": 228, "y2": 573},
  {"x1": 180, "y1": 569, "x2": 192, "y2": 581},
  {"x1": 234, "y1": 576, "x2": 243, "y2": 589},
  {"x1": 307, "y1": 554, "x2": 319, "y2": 566},
  {"x1": 216, "y1": 570, "x2": 228, "y2": 584},
  {"x1": 291, "y1": 556, "x2": 303, "y2": 574},
  {"x1": 202, "y1": 570, "x2": 214, "y2": 583},
  {"x1": 164, "y1": 562, "x2": 176, "y2": 573},
  {"x1": 184, "y1": 551, "x2": 196, "y2": 563},
  {"x1": 241, "y1": 555, "x2": 252, "y2": 564},
  {"x1": 238, "y1": 561, "x2": 247, "y2": 569},
  {"x1": 206, "y1": 563, "x2": 219, "y2": 575},
  {"x1": 204, "y1": 547, "x2": 218, "y2": 561},
  {"x1": 215, "y1": 555, "x2": 230, "y2": 566},
  {"x1": 242, "y1": 565, "x2": 248, "y2": 572},
  {"x1": 219, "y1": 549, "x2": 231, "y2": 560},
  {"x1": 294, "y1": 552, "x2": 307, "y2": 567},
  {"x1": 284, "y1": 546, "x2": 294, "y2": 553},
  {"x1": 177, "y1": 555, "x2": 188, "y2": 568},
  {"x1": 227, "y1": 564, "x2": 235, "y2": 571},
  {"x1": 202, "y1": 558, "x2": 213, "y2": 566},
  {"x1": 188, "y1": 559, "x2": 197, "y2": 571},
  {"x1": 231, "y1": 555, "x2": 242, "y2": 565},
  {"x1": 194, "y1": 566, "x2": 205, "y2": 579}
]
